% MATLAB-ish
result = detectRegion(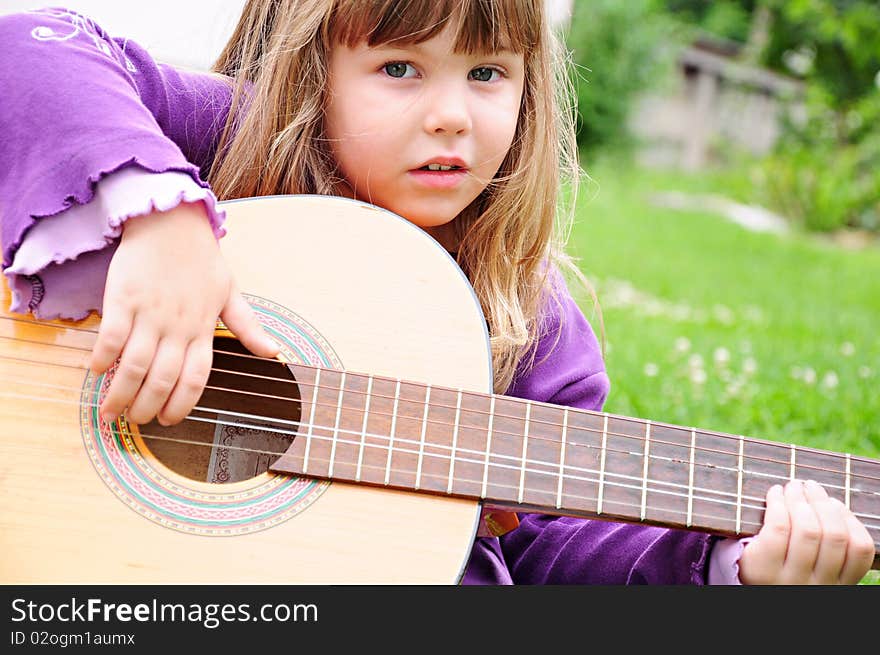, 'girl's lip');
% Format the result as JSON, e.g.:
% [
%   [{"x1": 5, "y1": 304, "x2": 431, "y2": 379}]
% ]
[
  {"x1": 407, "y1": 168, "x2": 468, "y2": 189},
  {"x1": 414, "y1": 156, "x2": 468, "y2": 169}
]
